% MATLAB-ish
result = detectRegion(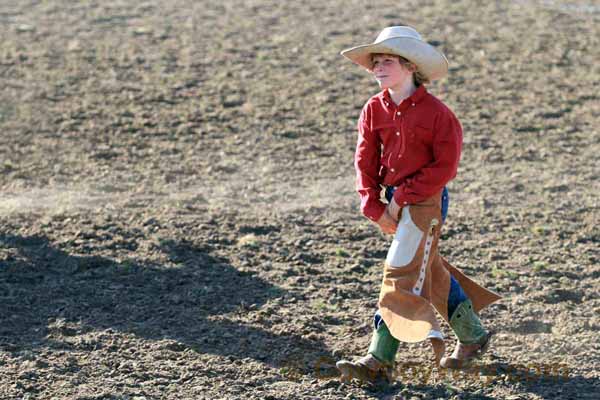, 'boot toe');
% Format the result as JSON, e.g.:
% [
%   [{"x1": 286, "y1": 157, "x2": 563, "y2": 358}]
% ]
[
  {"x1": 441, "y1": 332, "x2": 494, "y2": 370},
  {"x1": 440, "y1": 355, "x2": 471, "y2": 369},
  {"x1": 335, "y1": 356, "x2": 389, "y2": 383}
]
